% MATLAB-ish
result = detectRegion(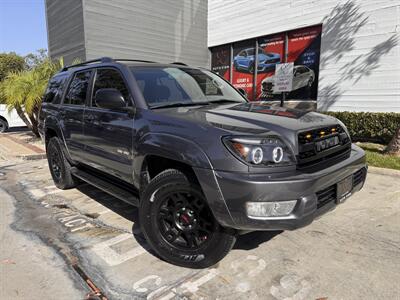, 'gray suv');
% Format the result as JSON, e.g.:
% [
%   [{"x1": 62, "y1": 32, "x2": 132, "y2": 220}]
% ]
[{"x1": 39, "y1": 57, "x2": 367, "y2": 268}]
